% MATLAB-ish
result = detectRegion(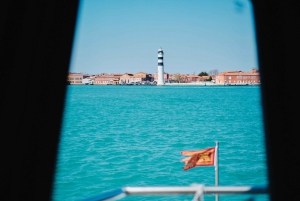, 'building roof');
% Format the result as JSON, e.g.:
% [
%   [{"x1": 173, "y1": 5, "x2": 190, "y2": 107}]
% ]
[
  {"x1": 217, "y1": 71, "x2": 259, "y2": 76},
  {"x1": 186, "y1": 75, "x2": 200, "y2": 78},
  {"x1": 120, "y1": 73, "x2": 134, "y2": 77}
]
